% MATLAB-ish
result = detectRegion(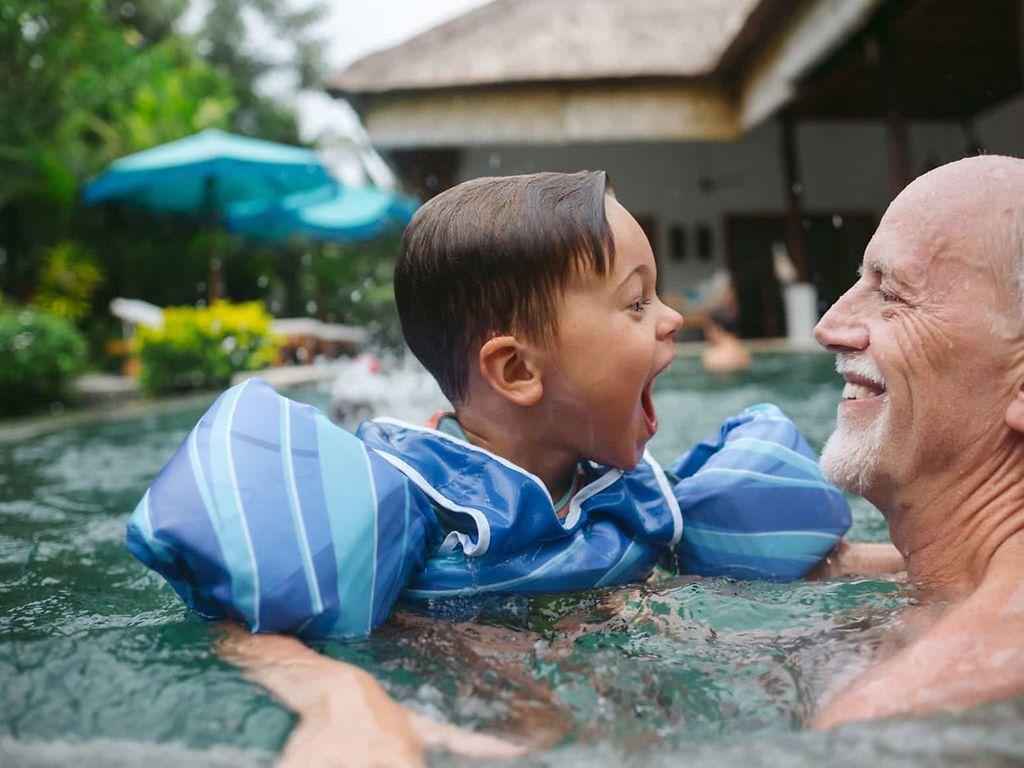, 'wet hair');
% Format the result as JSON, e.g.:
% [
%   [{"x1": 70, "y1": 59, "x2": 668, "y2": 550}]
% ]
[{"x1": 394, "y1": 170, "x2": 615, "y2": 404}]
